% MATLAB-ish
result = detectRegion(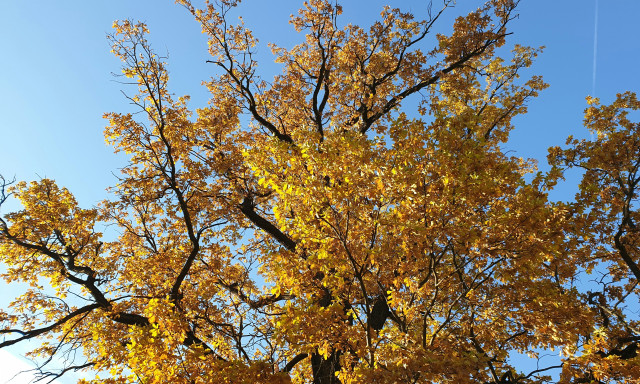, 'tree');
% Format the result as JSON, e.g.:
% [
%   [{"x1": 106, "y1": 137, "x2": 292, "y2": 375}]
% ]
[{"x1": 0, "y1": 0, "x2": 639, "y2": 383}]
